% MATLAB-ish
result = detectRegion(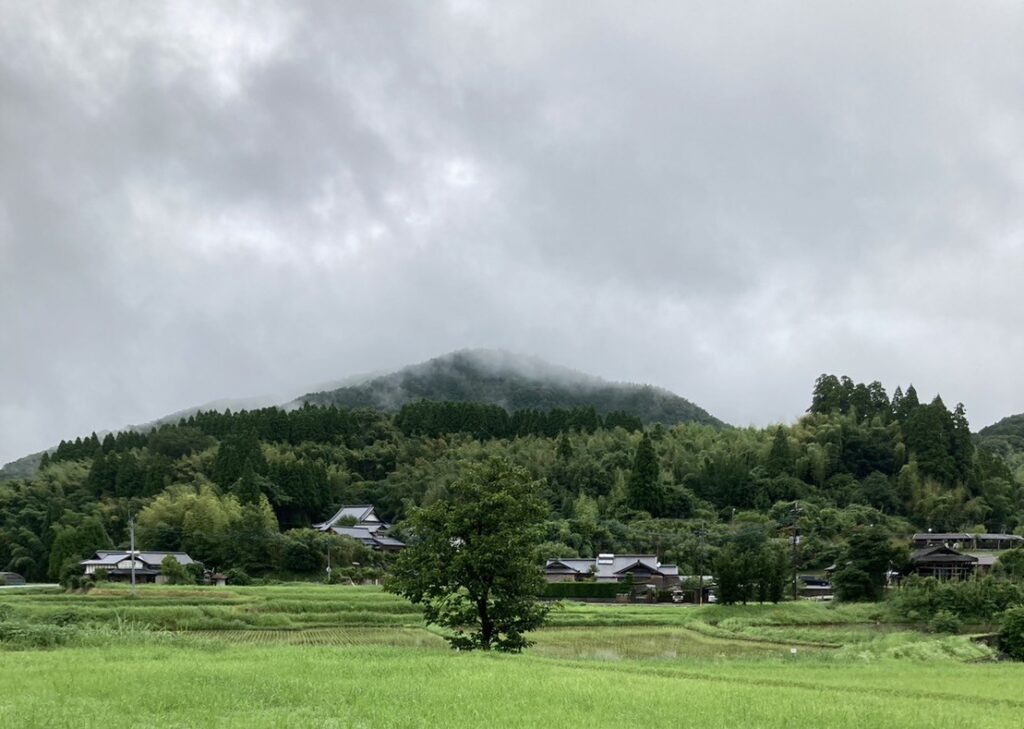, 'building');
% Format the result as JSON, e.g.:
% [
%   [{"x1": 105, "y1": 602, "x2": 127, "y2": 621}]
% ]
[
  {"x1": 911, "y1": 532, "x2": 1023, "y2": 551},
  {"x1": 544, "y1": 554, "x2": 680, "y2": 589},
  {"x1": 909, "y1": 545, "x2": 978, "y2": 580},
  {"x1": 79, "y1": 550, "x2": 197, "y2": 584},
  {"x1": 313, "y1": 504, "x2": 405, "y2": 552},
  {"x1": 314, "y1": 504, "x2": 390, "y2": 532}
]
